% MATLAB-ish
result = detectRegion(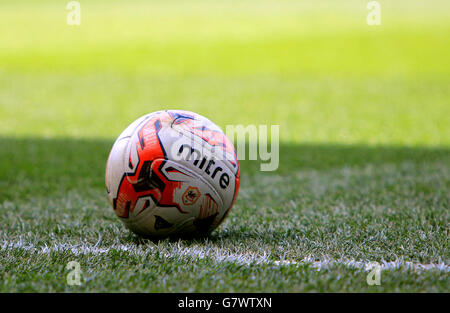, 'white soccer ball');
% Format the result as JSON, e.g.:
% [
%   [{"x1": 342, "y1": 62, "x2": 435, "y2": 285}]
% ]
[{"x1": 105, "y1": 110, "x2": 240, "y2": 238}]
